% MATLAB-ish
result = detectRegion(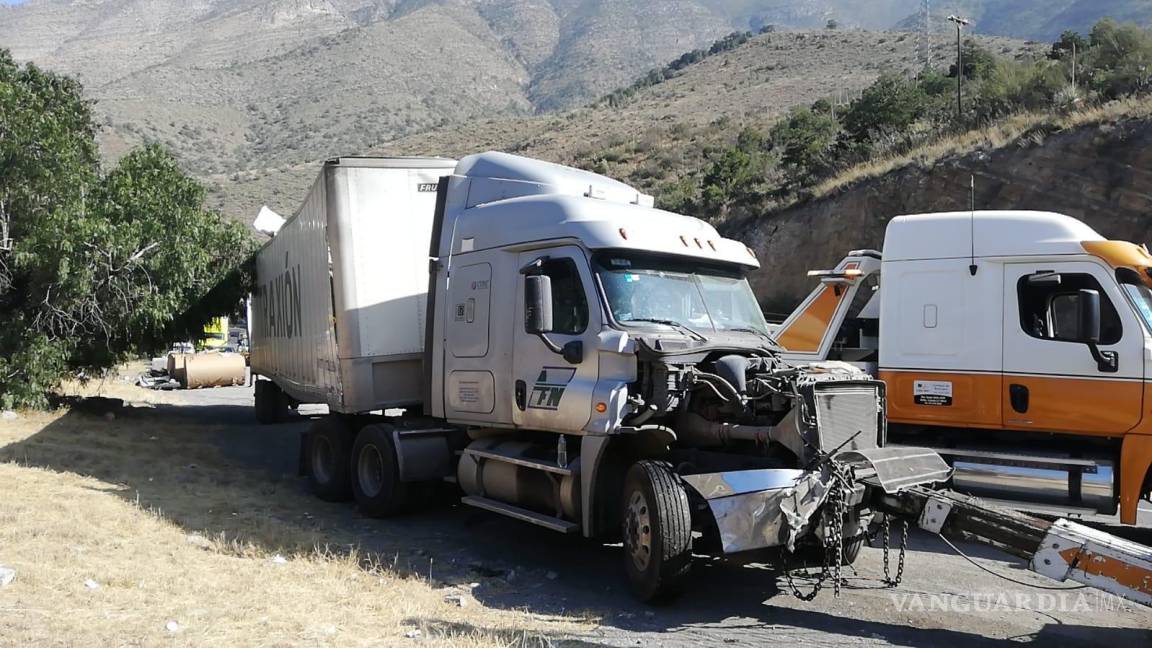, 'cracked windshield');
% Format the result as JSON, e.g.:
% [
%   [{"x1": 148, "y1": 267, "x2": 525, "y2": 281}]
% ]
[{"x1": 597, "y1": 253, "x2": 771, "y2": 337}]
